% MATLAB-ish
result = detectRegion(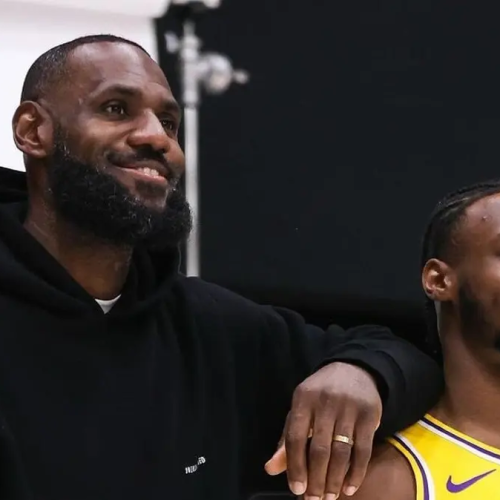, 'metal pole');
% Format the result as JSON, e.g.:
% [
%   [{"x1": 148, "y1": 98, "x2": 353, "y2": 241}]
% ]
[
  {"x1": 184, "y1": 106, "x2": 199, "y2": 277},
  {"x1": 165, "y1": 8, "x2": 248, "y2": 277},
  {"x1": 180, "y1": 20, "x2": 201, "y2": 277}
]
